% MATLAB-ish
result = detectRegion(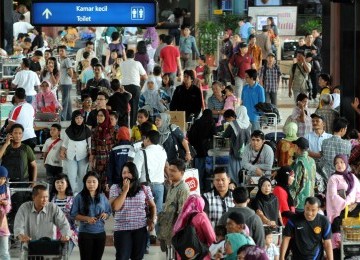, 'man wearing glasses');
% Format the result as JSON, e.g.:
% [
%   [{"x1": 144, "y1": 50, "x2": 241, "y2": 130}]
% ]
[{"x1": 86, "y1": 92, "x2": 109, "y2": 129}]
